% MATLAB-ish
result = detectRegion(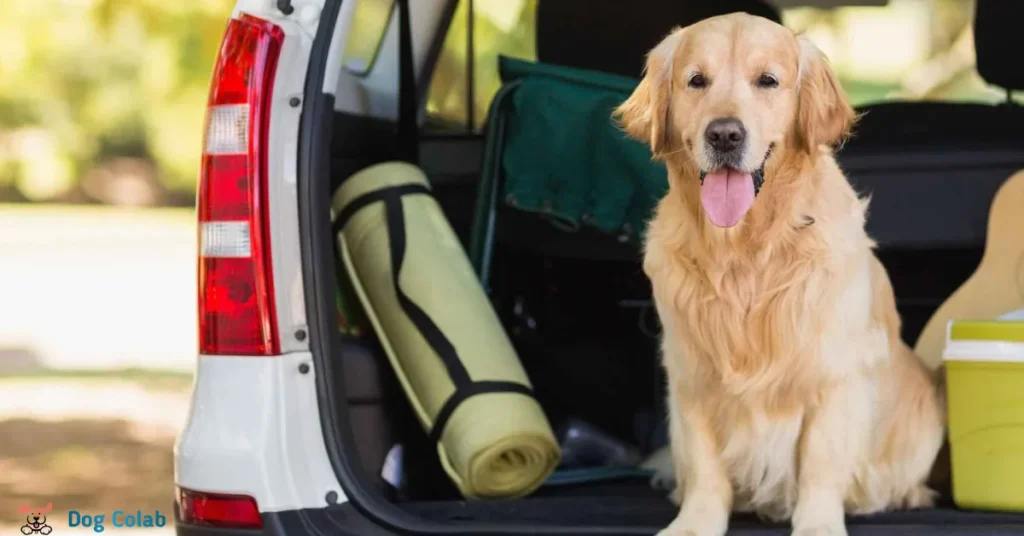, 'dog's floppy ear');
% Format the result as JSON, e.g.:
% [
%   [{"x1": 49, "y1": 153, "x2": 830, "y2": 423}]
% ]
[
  {"x1": 19, "y1": 506, "x2": 32, "y2": 514},
  {"x1": 614, "y1": 28, "x2": 684, "y2": 158},
  {"x1": 41, "y1": 504, "x2": 52, "y2": 513},
  {"x1": 794, "y1": 36, "x2": 855, "y2": 153}
]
